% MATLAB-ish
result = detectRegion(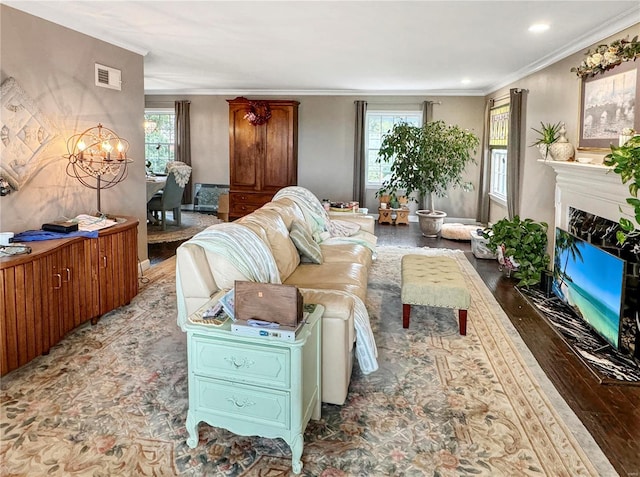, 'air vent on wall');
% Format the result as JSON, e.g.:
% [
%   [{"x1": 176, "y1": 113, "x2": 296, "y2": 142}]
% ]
[{"x1": 95, "y1": 63, "x2": 121, "y2": 91}]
